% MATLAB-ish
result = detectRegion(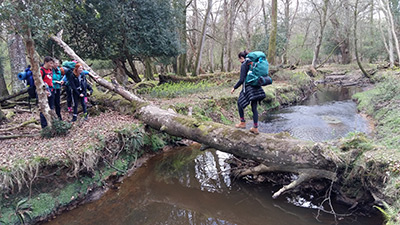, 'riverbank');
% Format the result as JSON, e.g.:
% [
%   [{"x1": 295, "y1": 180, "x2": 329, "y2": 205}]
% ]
[{"x1": 1, "y1": 64, "x2": 398, "y2": 224}]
